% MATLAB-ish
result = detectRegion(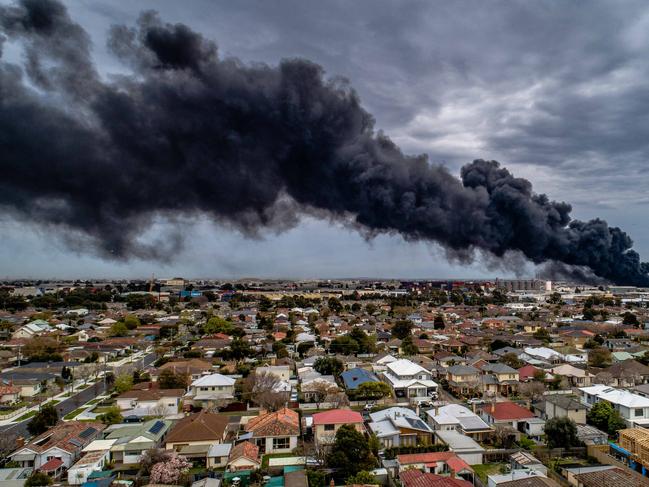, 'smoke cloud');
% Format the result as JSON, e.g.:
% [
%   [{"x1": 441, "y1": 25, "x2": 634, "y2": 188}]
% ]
[{"x1": 0, "y1": 0, "x2": 648, "y2": 285}]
